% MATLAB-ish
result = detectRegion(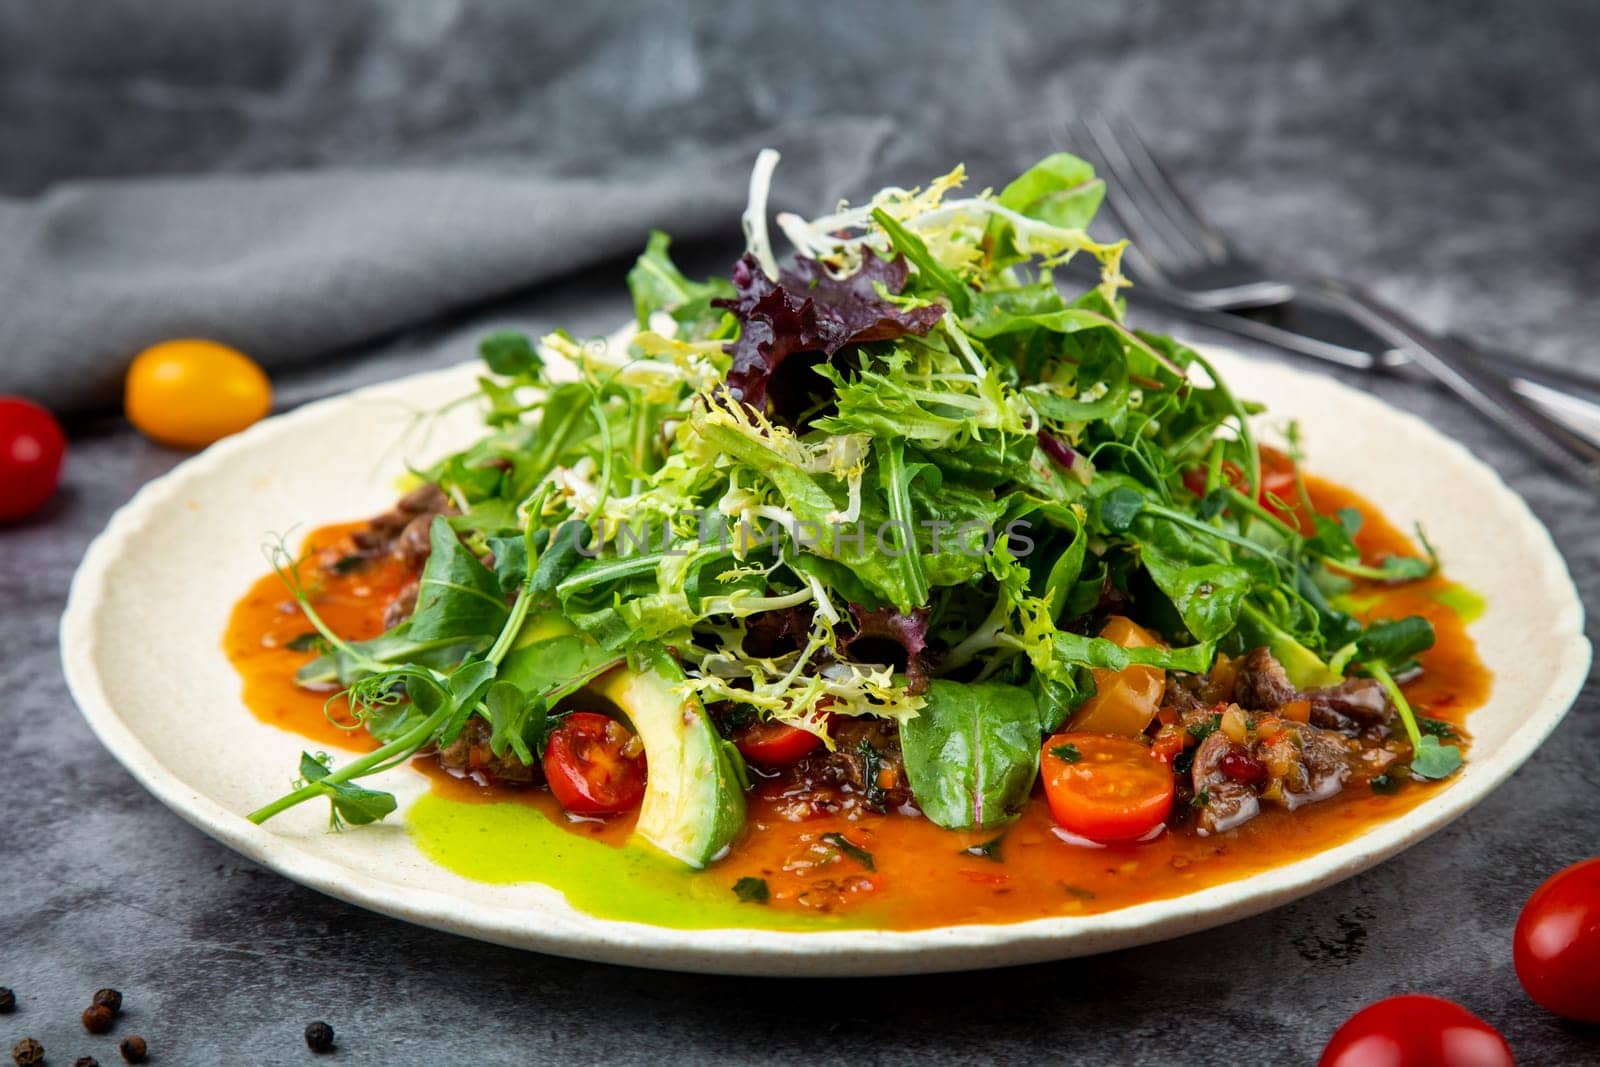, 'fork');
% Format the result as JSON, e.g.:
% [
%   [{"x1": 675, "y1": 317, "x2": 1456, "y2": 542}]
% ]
[{"x1": 1068, "y1": 114, "x2": 1600, "y2": 485}]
